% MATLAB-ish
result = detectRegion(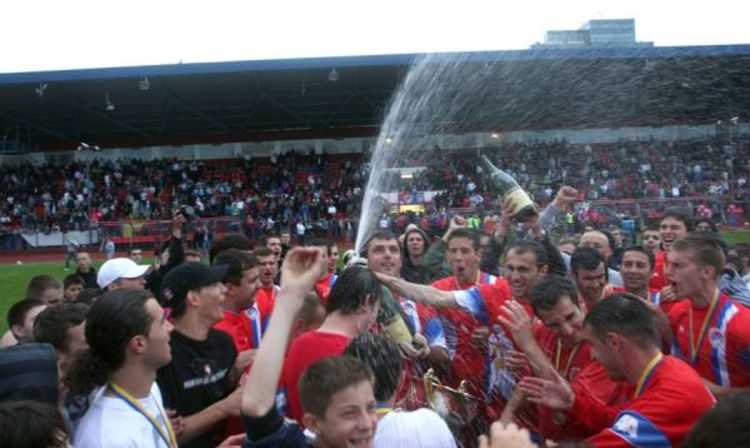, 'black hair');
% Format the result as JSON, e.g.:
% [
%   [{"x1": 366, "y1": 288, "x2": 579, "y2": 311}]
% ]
[
  {"x1": 531, "y1": 276, "x2": 580, "y2": 317},
  {"x1": 661, "y1": 207, "x2": 694, "y2": 231},
  {"x1": 214, "y1": 249, "x2": 259, "y2": 286},
  {"x1": 33, "y1": 303, "x2": 88, "y2": 353},
  {"x1": 506, "y1": 239, "x2": 549, "y2": 268},
  {"x1": 7, "y1": 298, "x2": 45, "y2": 338},
  {"x1": 622, "y1": 245, "x2": 655, "y2": 269},
  {"x1": 344, "y1": 333, "x2": 402, "y2": 402},
  {"x1": 362, "y1": 230, "x2": 399, "y2": 257},
  {"x1": 584, "y1": 294, "x2": 659, "y2": 348},
  {"x1": 570, "y1": 246, "x2": 607, "y2": 277},
  {"x1": 73, "y1": 288, "x2": 101, "y2": 306},
  {"x1": 447, "y1": 228, "x2": 481, "y2": 252},
  {"x1": 694, "y1": 218, "x2": 718, "y2": 233},
  {"x1": 326, "y1": 266, "x2": 382, "y2": 315},
  {"x1": 66, "y1": 290, "x2": 154, "y2": 397},
  {"x1": 63, "y1": 274, "x2": 85, "y2": 289},
  {"x1": 209, "y1": 233, "x2": 252, "y2": 264},
  {"x1": 682, "y1": 391, "x2": 750, "y2": 448},
  {"x1": 0, "y1": 400, "x2": 67, "y2": 448}
]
